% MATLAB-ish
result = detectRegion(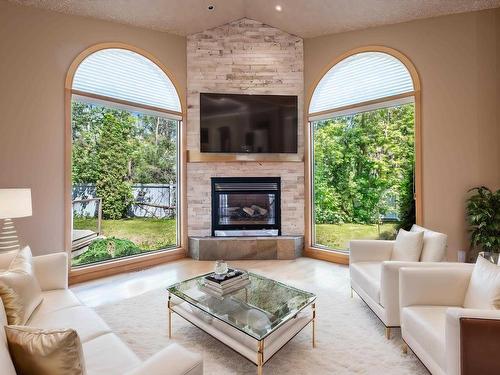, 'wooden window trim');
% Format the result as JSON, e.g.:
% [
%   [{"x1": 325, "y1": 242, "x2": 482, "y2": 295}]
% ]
[
  {"x1": 69, "y1": 247, "x2": 186, "y2": 285},
  {"x1": 303, "y1": 246, "x2": 349, "y2": 265}
]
